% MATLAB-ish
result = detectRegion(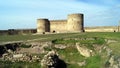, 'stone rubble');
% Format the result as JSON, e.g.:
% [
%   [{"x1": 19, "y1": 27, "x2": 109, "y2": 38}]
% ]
[
  {"x1": 104, "y1": 45, "x2": 120, "y2": 68},
  {"x1": 41, "y1": 50, "x2": 60, "y2": 68},
  {"x1": 2, "y1": 49, "x2": 41, "y2": 62},
  {"x1": 1, "y1": 38, "x2": 120, "y2": 68},
  {"x1": 54, "y1": 44, "x2": 67, "y2": 49}
]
